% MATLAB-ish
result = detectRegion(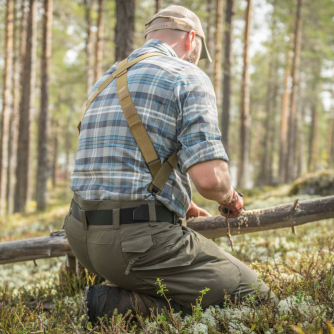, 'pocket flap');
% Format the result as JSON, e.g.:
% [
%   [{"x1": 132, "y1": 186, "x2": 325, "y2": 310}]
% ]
[{"x1": 121, "y1": 233, "x2": 153, "y2": 253}]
